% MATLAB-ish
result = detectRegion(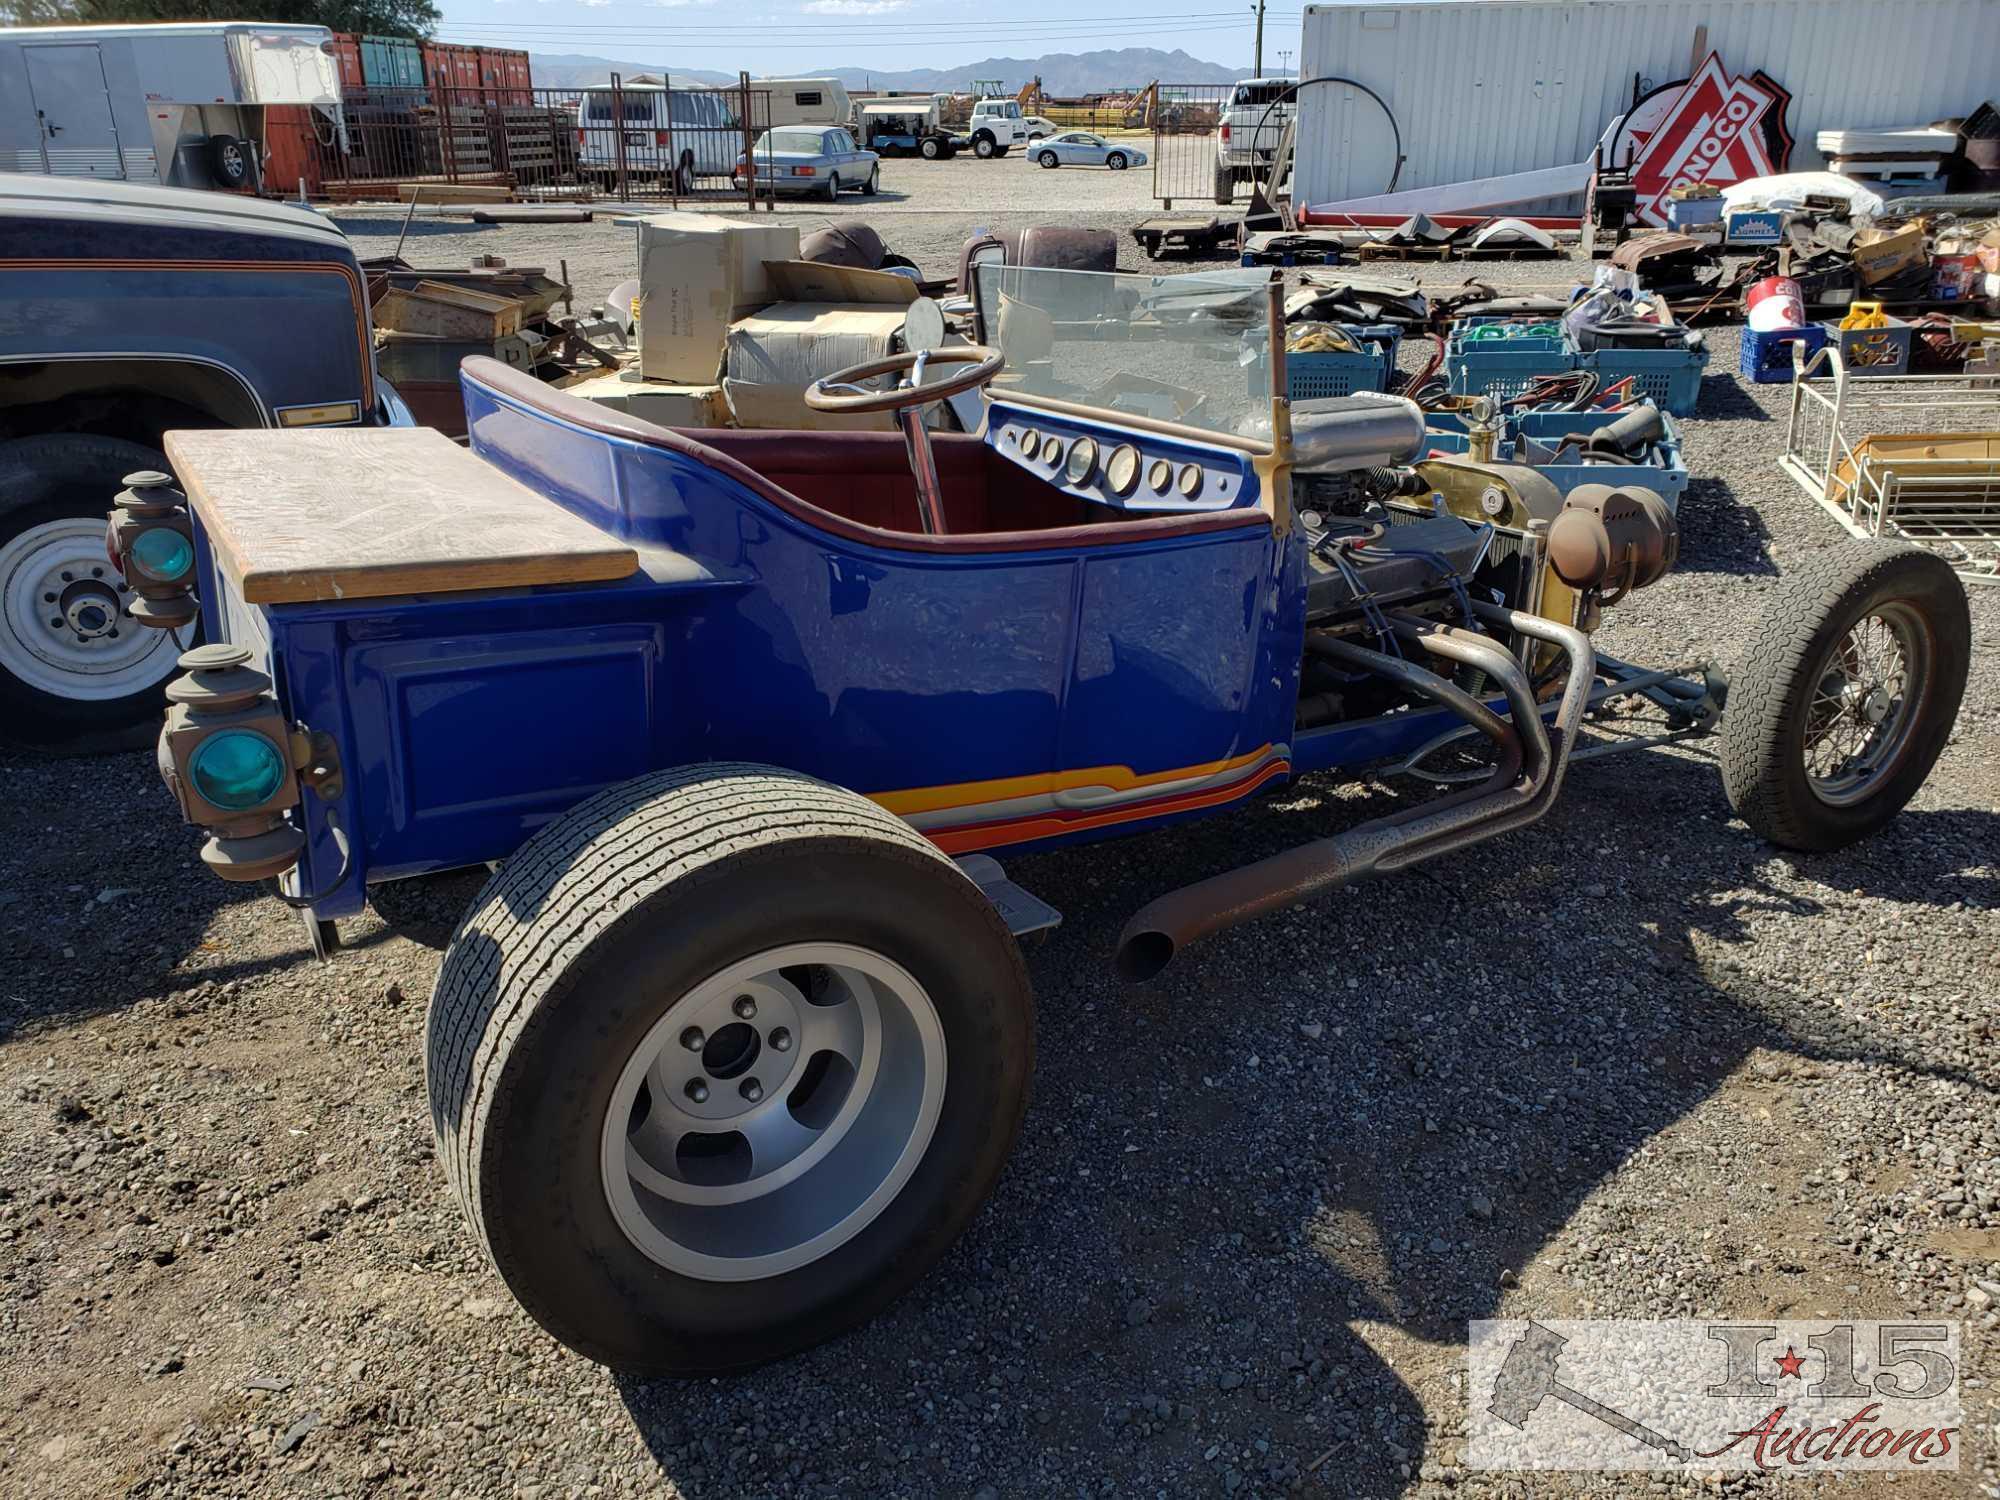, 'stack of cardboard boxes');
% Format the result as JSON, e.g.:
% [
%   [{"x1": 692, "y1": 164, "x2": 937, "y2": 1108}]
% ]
[{"x1": 568, "y1": 212, "x2": 943, "y2": 432}]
